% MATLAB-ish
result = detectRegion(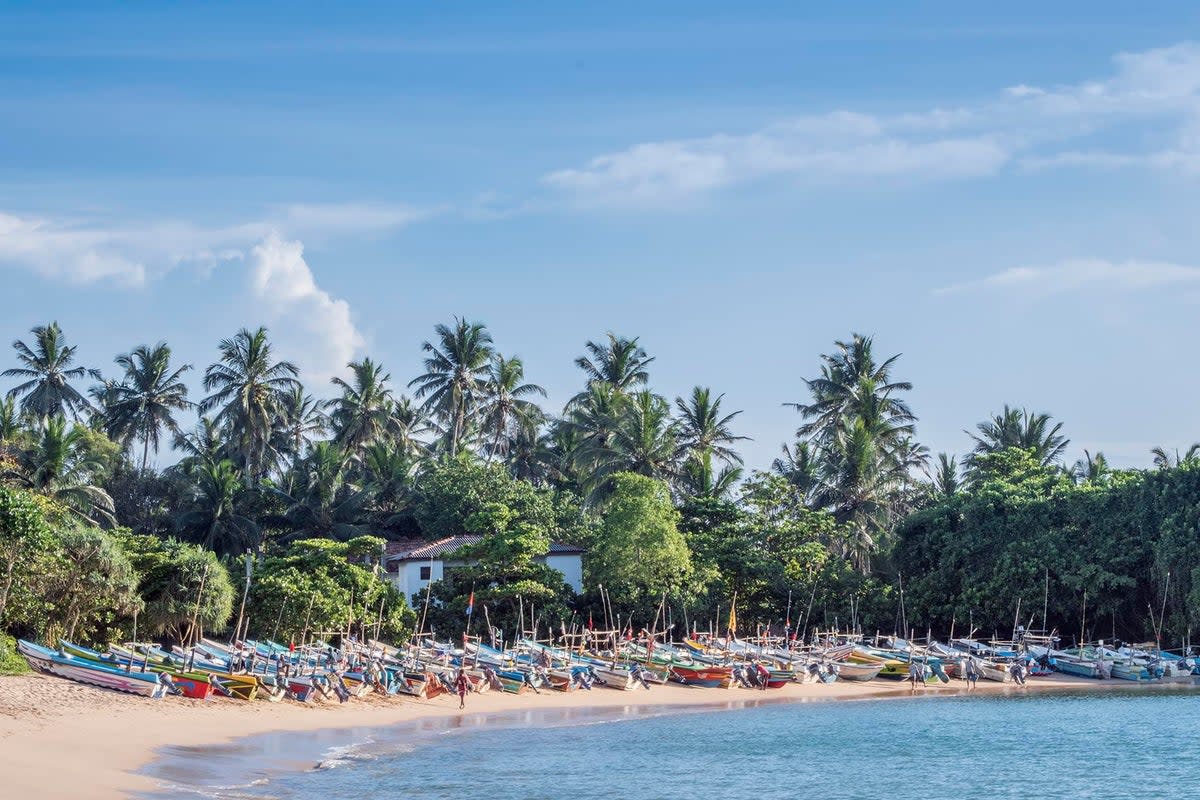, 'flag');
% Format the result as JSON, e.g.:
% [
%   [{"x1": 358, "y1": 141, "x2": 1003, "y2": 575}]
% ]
[
  {"x1": 728, "y1": 601, "x2": 737, "y2": 636},
  {"x1": 588, "y1": 612, "x2": 594, "y2": 631},
  {"x1": 465, "y1": 591, "x2": 475, "y2": 617}
]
